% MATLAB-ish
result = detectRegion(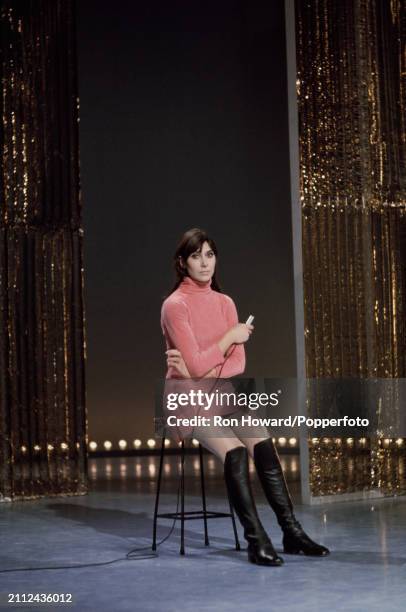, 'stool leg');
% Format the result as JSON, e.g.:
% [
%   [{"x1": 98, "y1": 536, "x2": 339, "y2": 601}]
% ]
[
  {"x1": 228, "y1": 493, "x2": 241, "y2": 551},
  {"x1": 152, "y1": 432, "x2": 166, "y2": 551},
  {"x1": 180, "y1": 441, "x2": 185, "y2": 555},
  {"x1": 199, "y1": 444, "x2": 210, "y2": 546}
]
